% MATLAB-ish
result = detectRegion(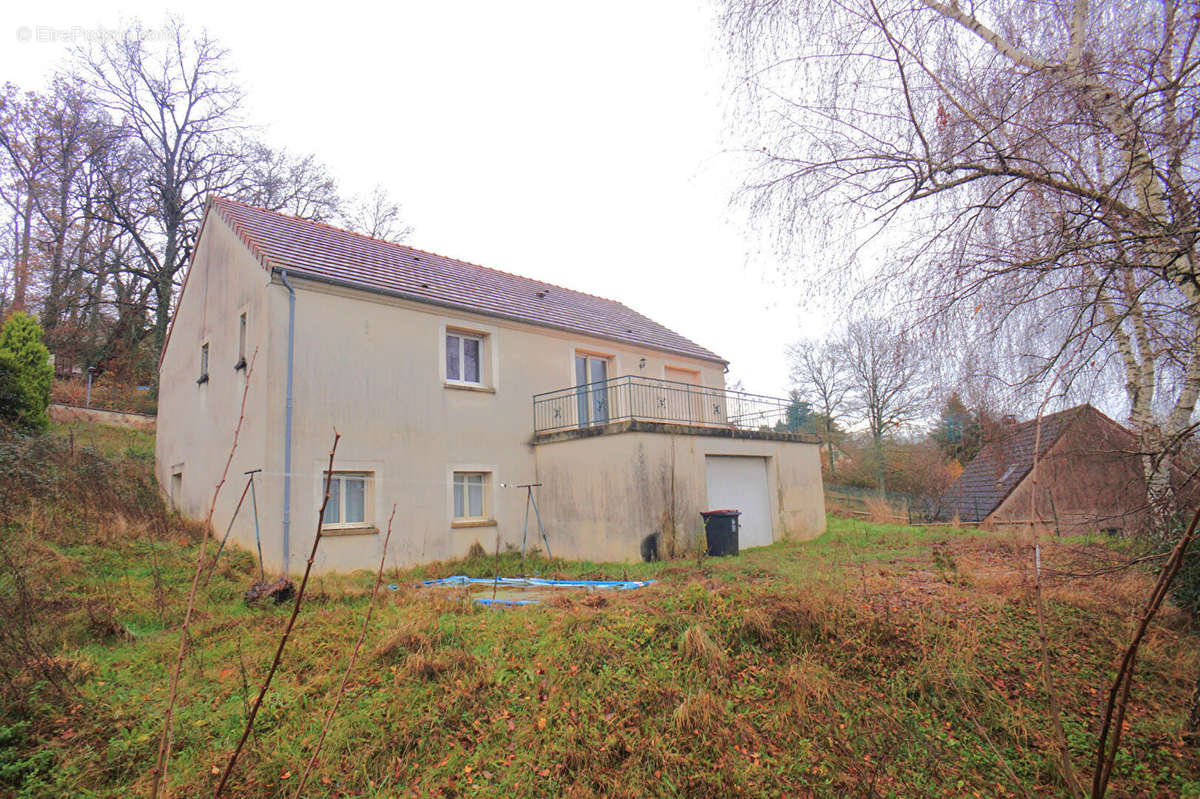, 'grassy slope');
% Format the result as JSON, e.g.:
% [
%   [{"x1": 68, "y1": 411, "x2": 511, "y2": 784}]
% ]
[{"x1": 1, "y1": 422, "x2": 1199, "y2": 798}]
